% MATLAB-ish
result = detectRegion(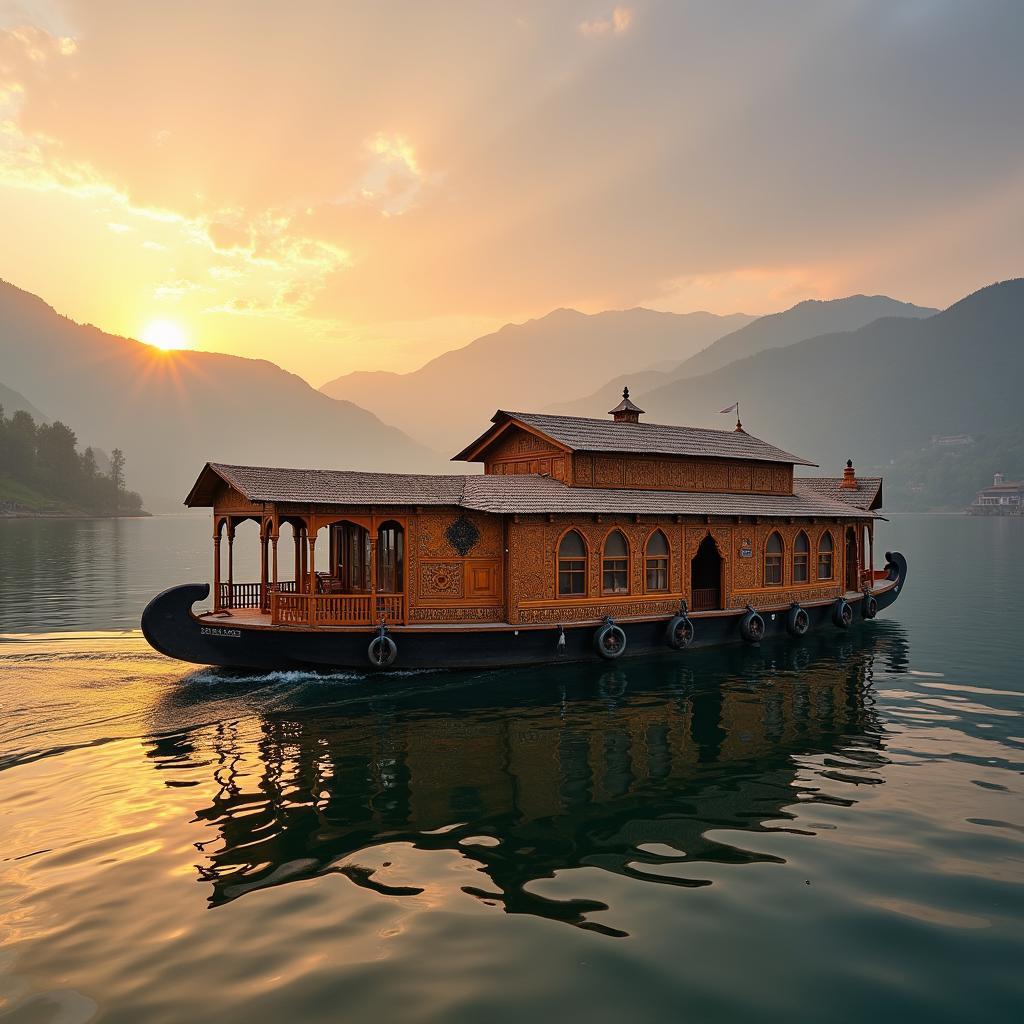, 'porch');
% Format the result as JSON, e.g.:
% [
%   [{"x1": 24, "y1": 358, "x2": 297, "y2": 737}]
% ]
[{"x1": 213, "y1": 511, "x2": 408, "y2": 627}]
